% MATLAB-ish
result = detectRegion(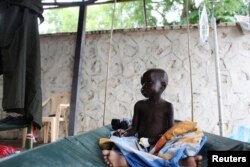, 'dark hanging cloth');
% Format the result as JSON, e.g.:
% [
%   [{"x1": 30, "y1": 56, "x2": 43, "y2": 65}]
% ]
[
  {"x1": 9, "y1": 0, "x2": 44, "y2": 22},
  {"x1": 0, "y1": 0, "x2": 43, "y2": 128}
]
